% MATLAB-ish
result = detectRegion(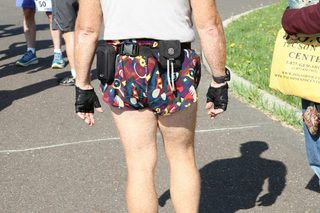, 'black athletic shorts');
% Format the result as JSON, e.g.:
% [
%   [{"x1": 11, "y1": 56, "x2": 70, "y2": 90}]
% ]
[{"x1": 52, "y1": 0, "x2": 78, "y2": 32}]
